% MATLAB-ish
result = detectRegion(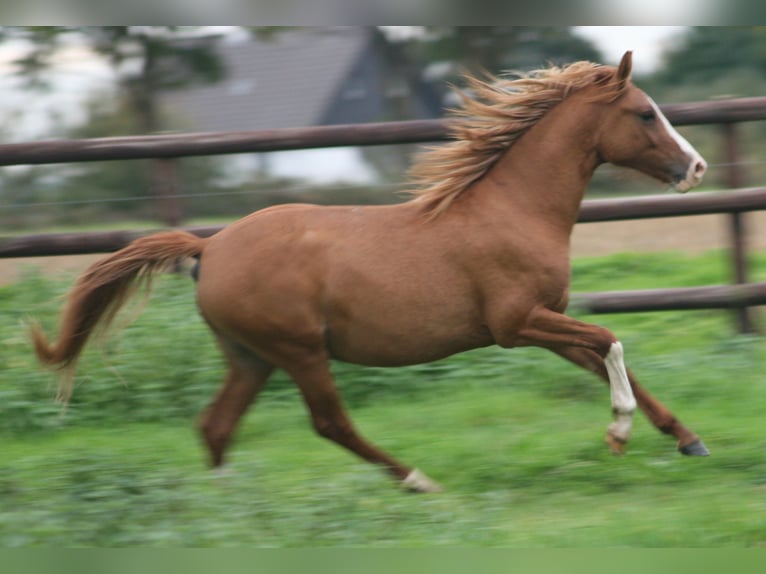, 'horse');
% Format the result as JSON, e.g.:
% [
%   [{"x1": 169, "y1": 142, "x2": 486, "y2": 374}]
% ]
[{"x1": 31, "y1": 51, "x2": 709, "y2": 493}]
